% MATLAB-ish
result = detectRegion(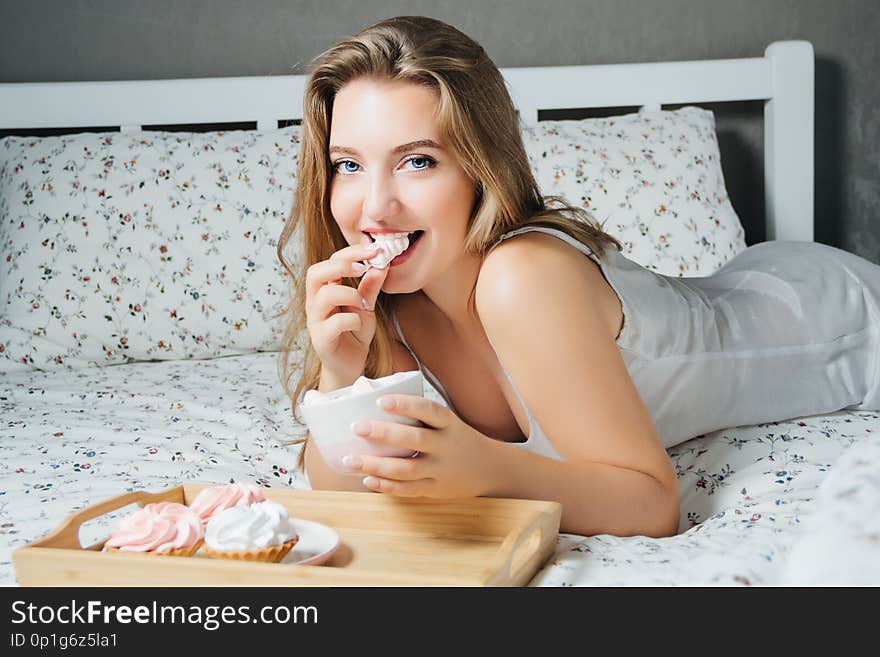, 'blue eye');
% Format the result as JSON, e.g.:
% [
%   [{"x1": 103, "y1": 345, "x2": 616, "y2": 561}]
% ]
[
  {"x1": 333, "y1": 160, "x2": 360, "y2": 174},
  {"x1": 331, "y1": 155, "x2": 436, "y2": 175},
  {"x1": 406, "y1": 156, "x2": 434, "y2": 170}
]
